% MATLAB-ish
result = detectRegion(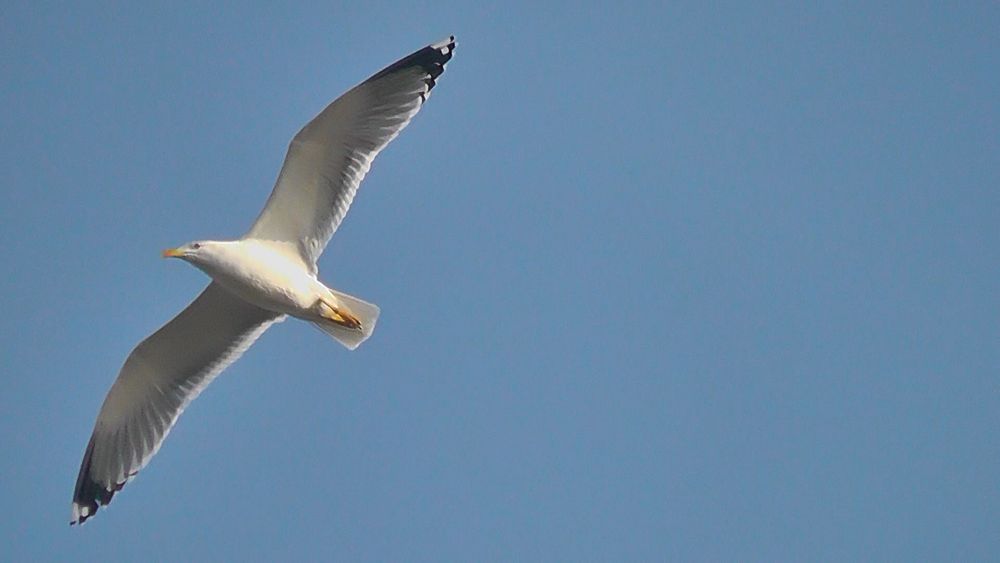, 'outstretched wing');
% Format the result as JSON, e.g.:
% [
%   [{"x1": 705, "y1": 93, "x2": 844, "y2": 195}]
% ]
[
  {"x1": 71, "y1": 283, "x2": 284, "y2": 524},
  {"x1": 245, "y1": 36, "x2": 456, "y2": 268}
]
